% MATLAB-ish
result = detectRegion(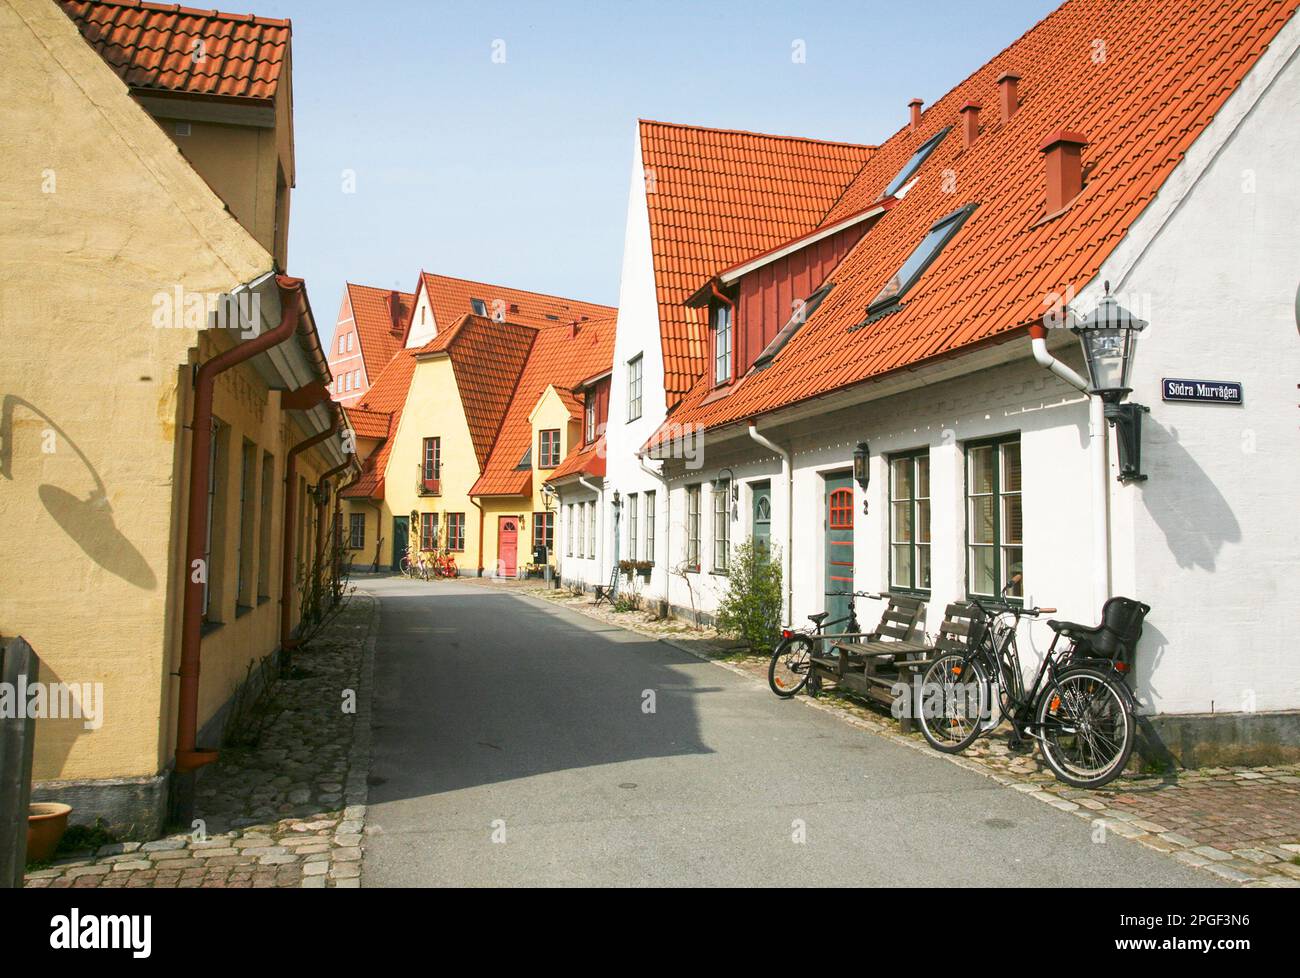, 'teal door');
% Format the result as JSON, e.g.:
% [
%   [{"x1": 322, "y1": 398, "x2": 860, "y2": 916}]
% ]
[
  {"x1": 824, "y1": 473, "x2": 855, "y2": 632},
  {"x1": 751, "y1": 481, "x2": 772, "y2": 558},
  {"x1": 391, "y1": 516, "x2": 409, "y2": 571}
]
